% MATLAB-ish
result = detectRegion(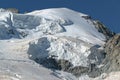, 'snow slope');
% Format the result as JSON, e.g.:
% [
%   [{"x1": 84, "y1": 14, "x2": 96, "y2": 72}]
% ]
[
  {"x1": 0, "y1": 8, "x2": 109, "y2": 80},
  {"x1": 27, "y1": 8, "x2": 106, "y2": 44}
]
